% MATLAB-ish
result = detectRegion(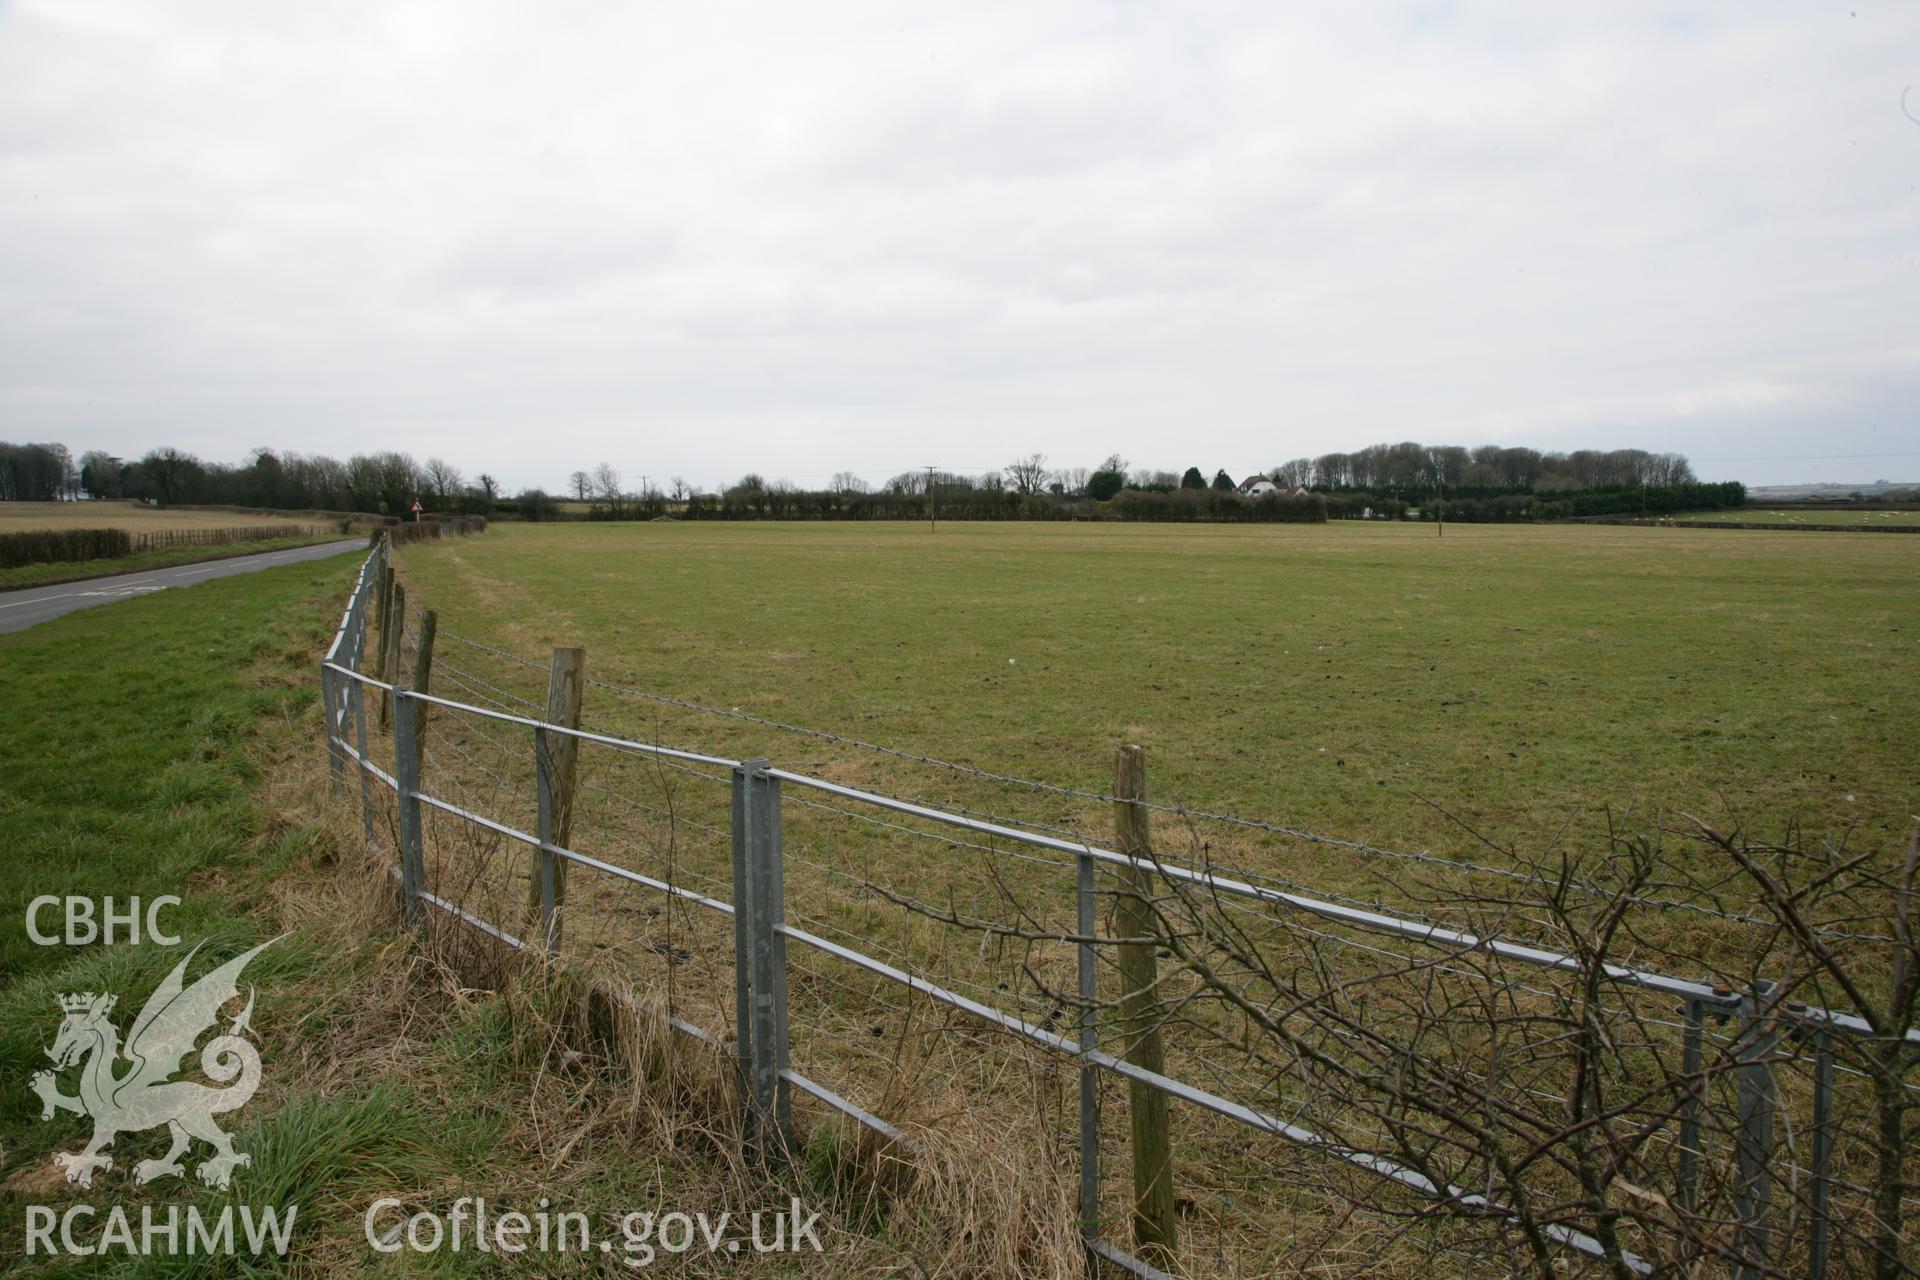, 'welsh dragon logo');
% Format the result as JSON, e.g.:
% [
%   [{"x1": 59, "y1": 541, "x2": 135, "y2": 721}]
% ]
[{"x1": 31, "y1": 938, "x2": 278, "y2": 1190}]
